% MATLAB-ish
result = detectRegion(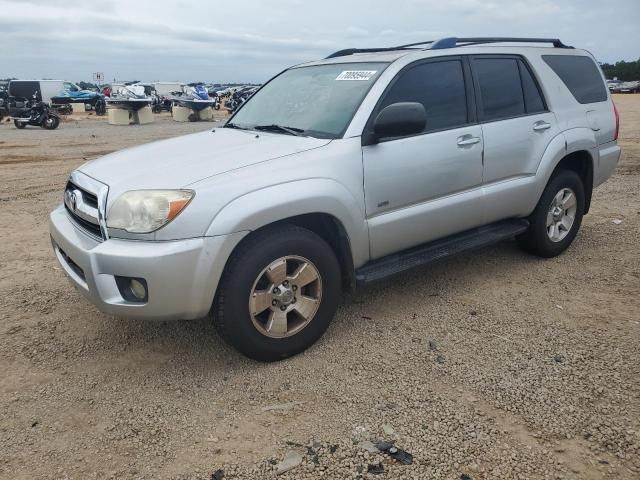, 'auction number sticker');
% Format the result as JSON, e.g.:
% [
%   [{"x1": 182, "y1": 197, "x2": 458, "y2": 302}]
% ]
[{"x1": 336, "y1": 70, "x2": 377, "y2": 81}]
